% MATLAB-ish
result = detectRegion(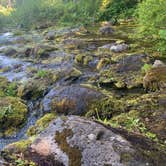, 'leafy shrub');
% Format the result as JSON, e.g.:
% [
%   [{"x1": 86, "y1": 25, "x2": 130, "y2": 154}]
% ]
[
  {"x1": 136, "y1": 0, "x2": 166, "y2": 55},
  {"x1": 0, "y1": 6, "x2": 13, "y2": 28},
  {"x1": 9, "y1": 0, "x2": 101, "y2": 27},
  {"x1": 99, "y1": 0, "x2": 139, "y2": 21},
  {"x1": 11, "y1": 0, "x2": 42, "y2": 27}
]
